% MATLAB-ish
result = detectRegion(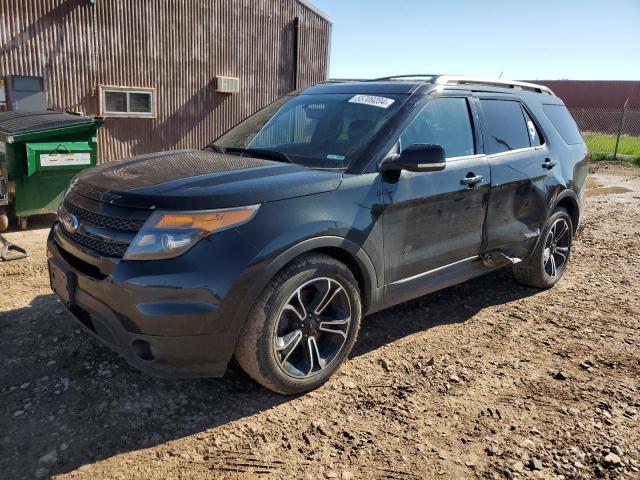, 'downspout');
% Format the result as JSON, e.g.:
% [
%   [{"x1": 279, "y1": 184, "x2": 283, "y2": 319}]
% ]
[{"x1": 292, "y1": 16, "x2": 300, "y2": 91}]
